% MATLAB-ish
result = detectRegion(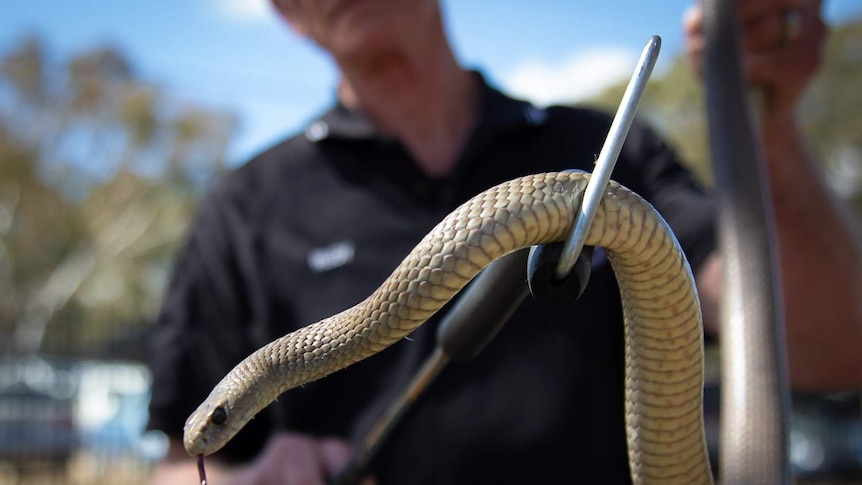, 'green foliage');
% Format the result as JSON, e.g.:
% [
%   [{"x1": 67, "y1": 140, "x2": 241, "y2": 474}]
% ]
[
  {"x1": 1, "y1": 36, "x2": 47, "y2": 105},
  {"x1": 0, "y1": 35, "x2": 237, "y2": 358},
  {"x1": 800, "y1": 18, "x2": 862, "y2": 212},
  {"x1": 802, "y1": 19, "x2": 862, "y2": 150},
  {"x1": 580, "y1": 55, "x2": 711, "y2": 185}
]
